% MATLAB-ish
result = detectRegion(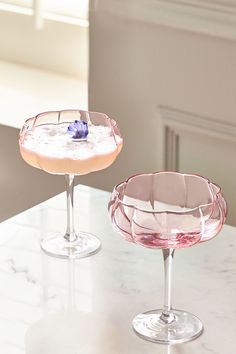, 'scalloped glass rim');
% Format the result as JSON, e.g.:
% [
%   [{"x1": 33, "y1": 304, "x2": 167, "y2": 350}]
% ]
[
  {"x1": 19, "y1": 109, "x2": 120, "y2": 146},
  {"x1": 113, "y1": 171, "x2": 226, "y2": 216}
]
